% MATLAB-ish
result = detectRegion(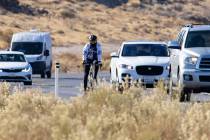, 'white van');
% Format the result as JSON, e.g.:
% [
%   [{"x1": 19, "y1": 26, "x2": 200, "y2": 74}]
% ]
[{"x1": 10, "y1": 30, "x2": 52, "y2": 78}]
